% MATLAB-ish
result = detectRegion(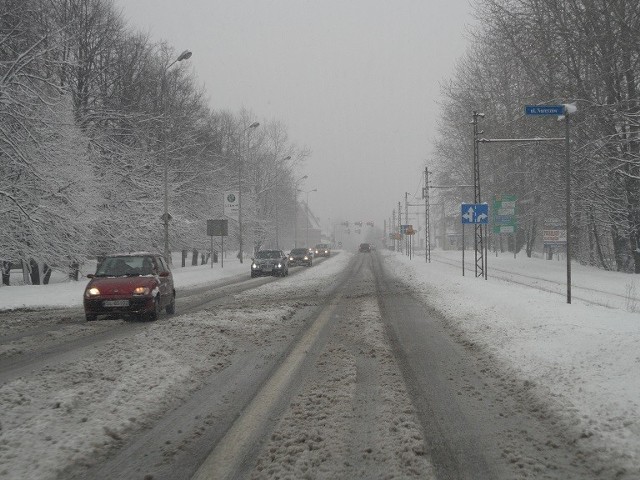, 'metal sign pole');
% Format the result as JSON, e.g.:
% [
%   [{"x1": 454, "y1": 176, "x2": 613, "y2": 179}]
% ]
[
  {"x1": 565, "y1": 114, "x2": 572, "y2": 304},
  {"x1": 424, "y1": 167, "x2": 430, "y2": 263},
  {"x1": 521, "y1": 103, "x2": 576, "y2": 303},
  {"x1": 484, "y1": 225, "x2": 488, "y2": 280},
  {"x1": 472, "y1": 112, "x2": 485, "y2": 279},
  {"x1": 462, "y1": 223, "x2": 465, "y2": 276}
]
